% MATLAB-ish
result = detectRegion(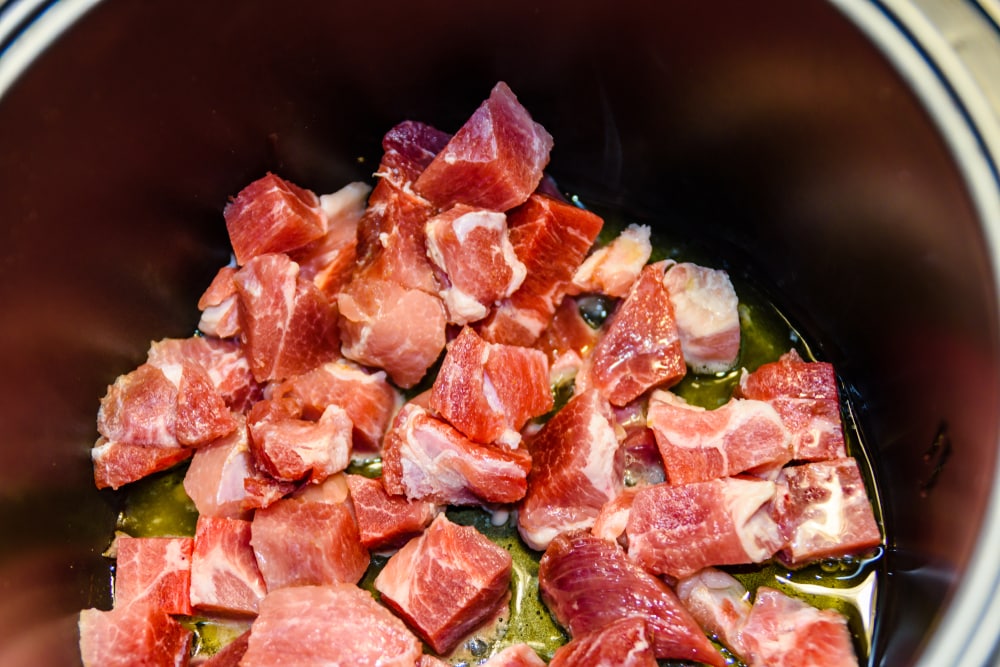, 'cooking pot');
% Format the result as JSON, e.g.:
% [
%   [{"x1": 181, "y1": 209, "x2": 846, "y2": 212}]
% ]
[{"x1": 0, "y1": 0, "x2": 997, "y2": 665}]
